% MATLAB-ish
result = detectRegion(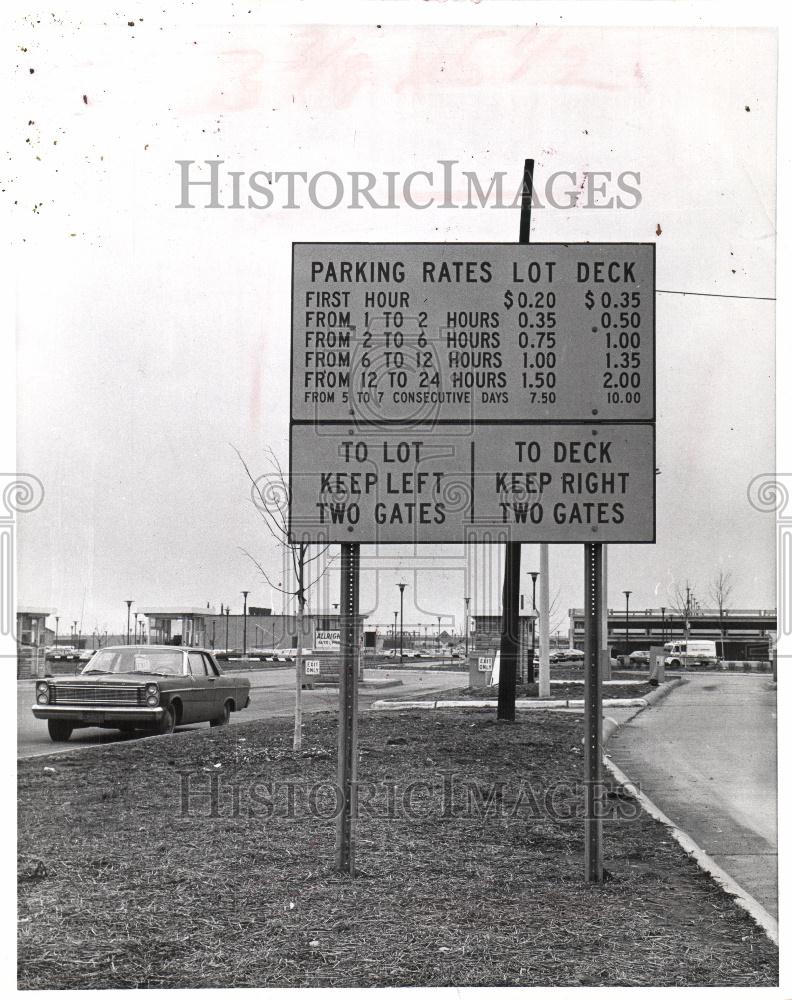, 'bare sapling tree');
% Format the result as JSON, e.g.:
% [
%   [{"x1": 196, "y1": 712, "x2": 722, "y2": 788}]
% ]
[
  {"x1": 709, "y1": 569, "x2": 733, "y2": 658},
  {"x1": 547, "y1": 587, "x2": 564, "y2": 640},
  {"x1": 234, "y1": 446, "x2": 333, "y2": 752},
  {"x1": 668, "y1": 580, "x2": 698, "y2": 644}
]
